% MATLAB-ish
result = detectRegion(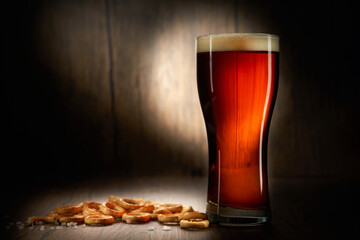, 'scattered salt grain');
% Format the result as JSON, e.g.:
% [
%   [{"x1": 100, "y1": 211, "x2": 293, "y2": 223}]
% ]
[
  {"x1": 61, "y1": 222, "x2": 66, "y2": 226},
  {"x1": 68, "y1": 222, "x2": 76, "y2": 226},
  {"x1": 163, "y1": 226, "x2": 171, "y2": 231},
  {"x1": 29, "y1": 226, "x2": 34, "y2": 230},
  {"x1": 55, "y1": 226, "x2": 62, "y2": 230},
  {"x1": 51, "y1": 226, "x2": 55, "y2": 229},
  {"x1": 74, "y1": 225, "x2": 78, "y2": 229},
  {"x1": 147, "y1": 226, "x2": 155, "y2": 231},
  {"x1": 18, "y1": 225, "x2": 24, "y2": 230},
  {"x1": 40, "y1": 226, "x2": 45, "y2": 231}
]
